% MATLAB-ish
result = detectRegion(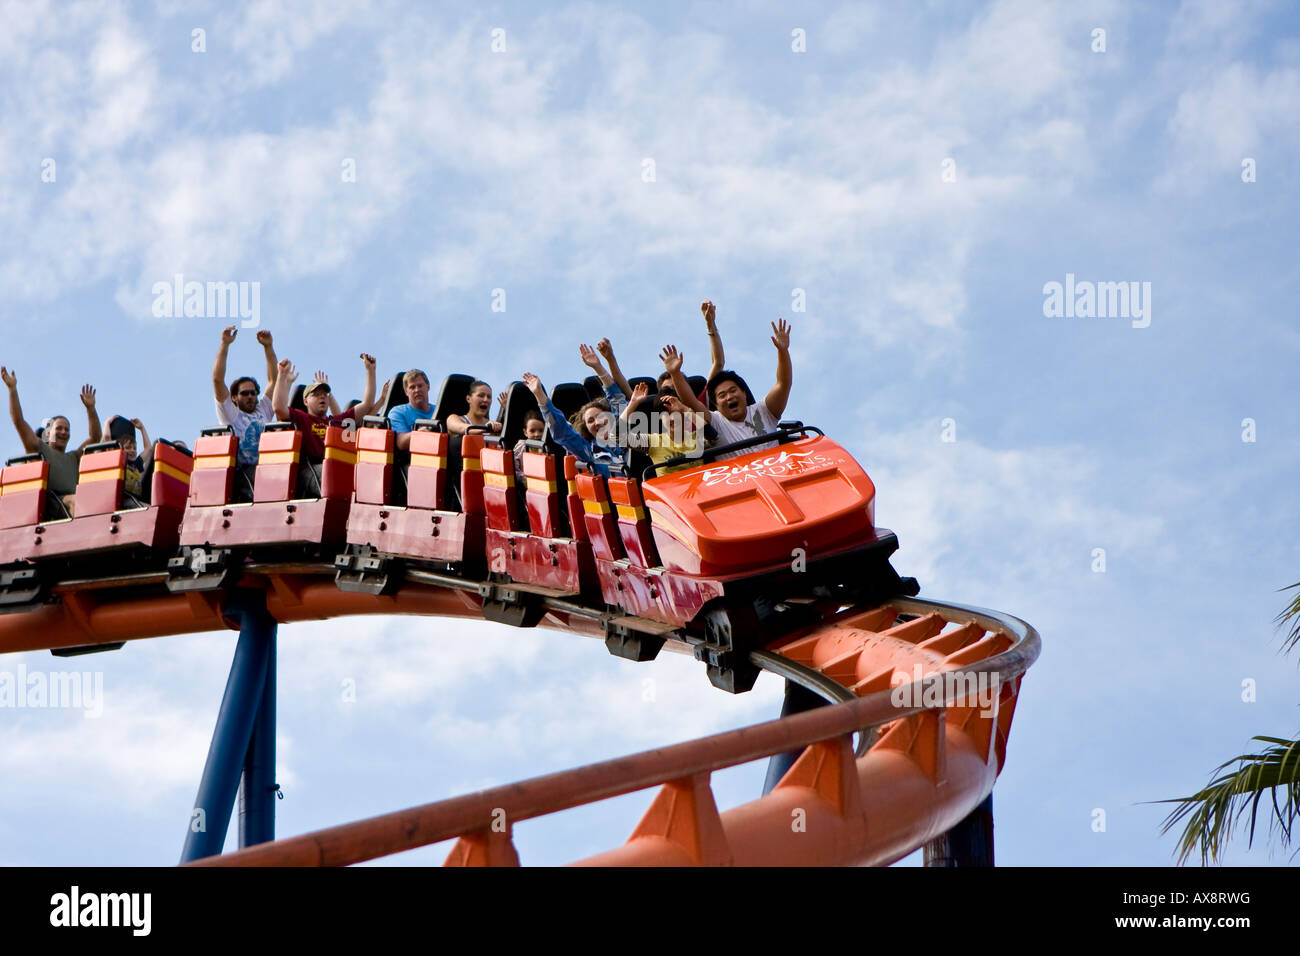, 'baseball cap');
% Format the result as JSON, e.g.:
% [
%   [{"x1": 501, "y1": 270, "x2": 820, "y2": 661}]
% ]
[{"x1": 107, "y1": 415, "x2": 136, "y2": 441}]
